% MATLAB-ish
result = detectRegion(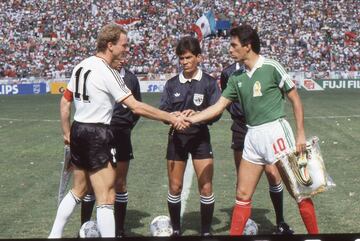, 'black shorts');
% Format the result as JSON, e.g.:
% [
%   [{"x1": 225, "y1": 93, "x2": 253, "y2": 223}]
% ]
[
  {"x1": 166, "y1": 130, "x2": 213, "y2": 160},
  {"x1": 70, "y1": 121, "x2": 114, "y2": 171},
  {"x1": 231, "y1": 125, "x2": 247, "y2": 151},
  {"x1": 110, "y1": 126, "x2": 134, "y2": 162}
]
